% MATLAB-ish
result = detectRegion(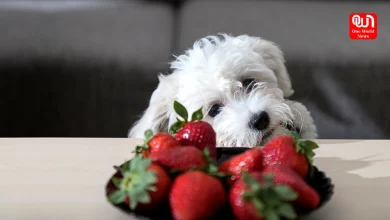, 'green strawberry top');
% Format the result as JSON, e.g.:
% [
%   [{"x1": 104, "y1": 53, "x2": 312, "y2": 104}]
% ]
[
  {"x1": 170, "y1": 100, "x2": 204, "y2": 134},
  {"x1": 107, "y1": 155, "x2": 158, "y2": 210},
  {"x1": 198, "y1": 148, "x2": 231, "y2": 180},
  {"x1": 135, "y1": 129, "x2": 155, "y2": 155},
  {"x1": 290, "y1": 131, "x2": 319, "y2": 177},
  {"x1": 242, "y1": 172, "x2": 298, "y2": 220}
]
